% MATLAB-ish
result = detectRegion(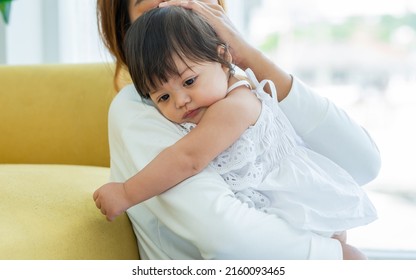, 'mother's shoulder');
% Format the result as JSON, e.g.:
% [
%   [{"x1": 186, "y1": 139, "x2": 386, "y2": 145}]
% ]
[{"x1": 110, "y1": 84, "x2": 156, "y2": 110}]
